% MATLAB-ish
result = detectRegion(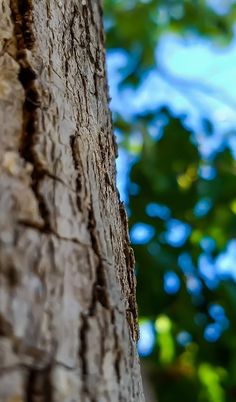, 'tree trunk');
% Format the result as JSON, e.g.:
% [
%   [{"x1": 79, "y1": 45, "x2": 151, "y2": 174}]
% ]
[{"x1": 0, "y1": 1, "x2": 144, "y2": 401}]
